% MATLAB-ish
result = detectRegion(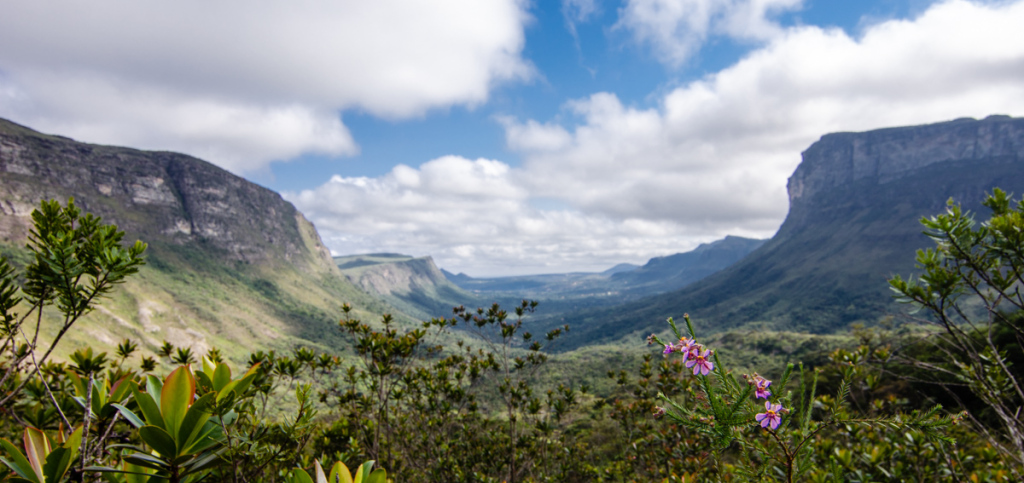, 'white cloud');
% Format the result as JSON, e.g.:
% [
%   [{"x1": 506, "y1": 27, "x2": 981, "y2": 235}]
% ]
[
  {"x1": 287, "y1": 155, "x2": 744, "y2": 276},
  {"x1": 617, "y1": 0, "x2": 804, "y2": 67},
  {"x1": 292, "y1": 0, "x2": 1024, "y2": 275},
  {"x1": 0, "y1": 0, "x2": 531, "y2": 173},
  {"x1": 501, "y1": 0, "x2": 1024, "y2": 249}
]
